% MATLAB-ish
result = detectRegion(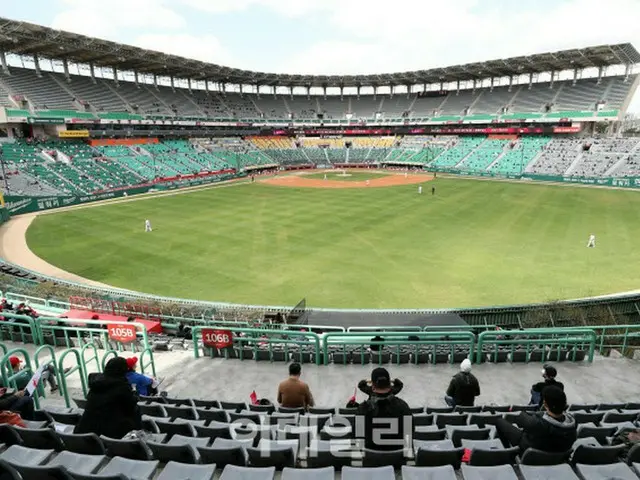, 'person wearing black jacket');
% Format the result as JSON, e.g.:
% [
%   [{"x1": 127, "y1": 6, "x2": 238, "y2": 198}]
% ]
[
  {"x1": 530, "y1": 364, "x2": 564, "y2": 407},
  {"x1": 75, "y1": 357, "x2": 142, "y2": 439},
  {"x1": 356, "y1": 367, "x2": 412, "y2": 451},
  {"x1": 445, "y1": 359, "x2": 480, "y2": 407},
  {"x1": 495, "y1": 386, "x2": 576, "y2": 453},
  {"x1": 358, "y1": 377, "x2": 403, "y2": 397}
]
